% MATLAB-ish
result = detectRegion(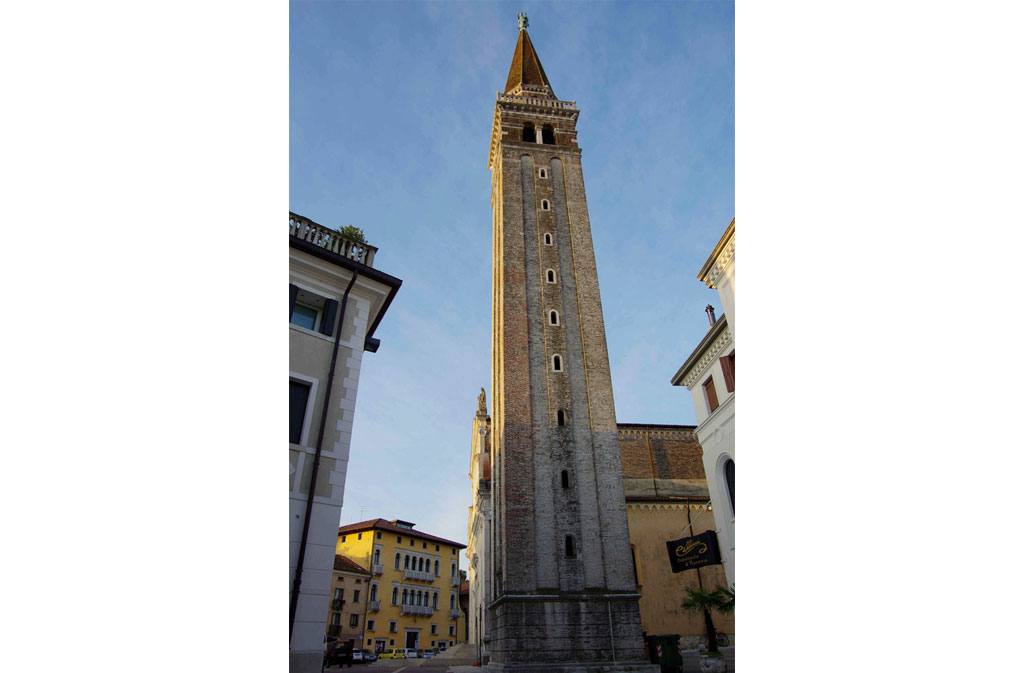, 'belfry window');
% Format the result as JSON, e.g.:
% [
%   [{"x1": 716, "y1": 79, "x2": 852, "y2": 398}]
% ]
[
  {"x1": 552, "y1": 354, "x2": 563, "y2": 371},
  {"x1": 542, "y1": 124, "x2": 555, "y2": 145},
  {"x1": 523, "y1": 122, "x2": 536, "y2": 143}
]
